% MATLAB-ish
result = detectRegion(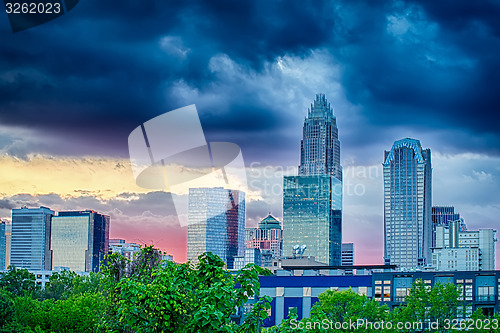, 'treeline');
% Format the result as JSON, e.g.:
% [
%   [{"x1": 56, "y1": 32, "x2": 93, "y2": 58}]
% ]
[
  {"x1": 0, "y1": 247, "x2": 272, "y2": 332},
  {"x1": 0, "y1": 246, "x2": 498, "y2": 332}
]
